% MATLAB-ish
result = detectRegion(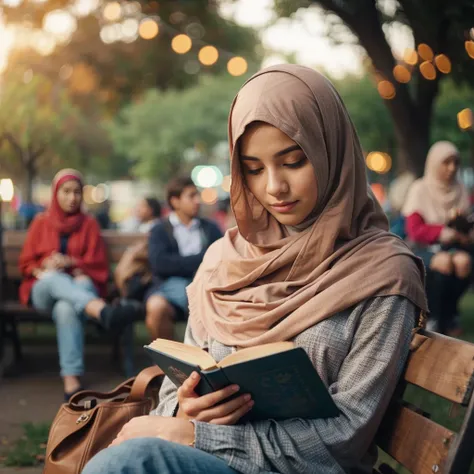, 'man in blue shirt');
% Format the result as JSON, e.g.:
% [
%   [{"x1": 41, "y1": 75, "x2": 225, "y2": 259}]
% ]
[{"x1": 146, "y1": 176, "x2": 223, "y2": 339}]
